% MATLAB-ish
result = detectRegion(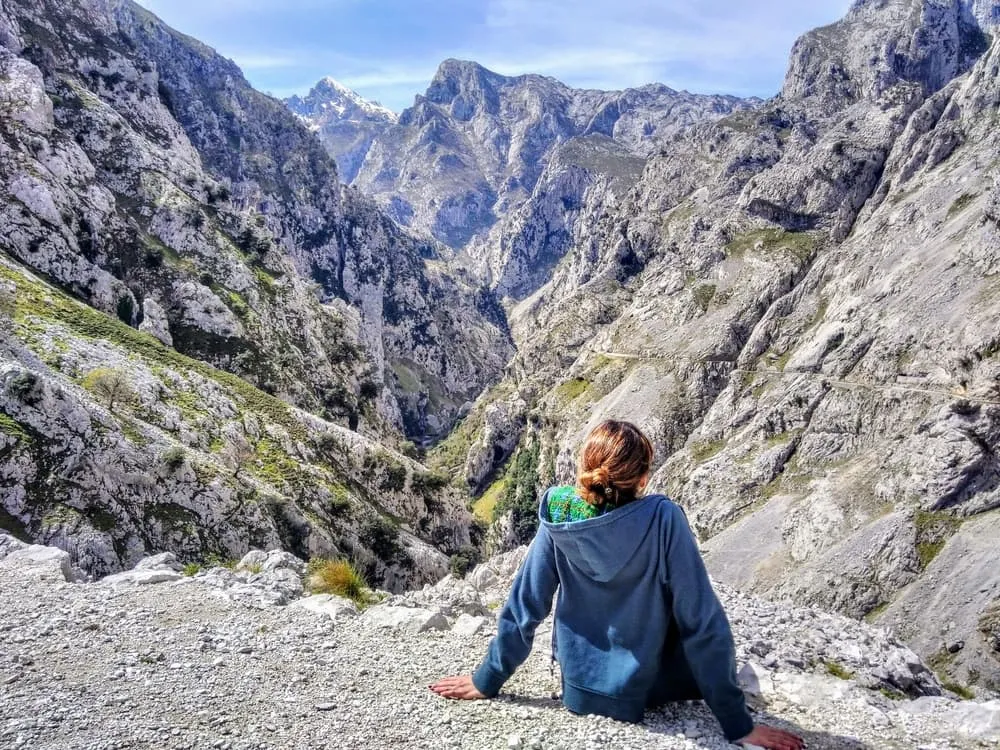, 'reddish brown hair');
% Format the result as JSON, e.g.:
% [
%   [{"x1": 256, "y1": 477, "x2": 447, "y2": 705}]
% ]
[{"x1": 576, "y1": 420, "x2": 654, "y2": 506}]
